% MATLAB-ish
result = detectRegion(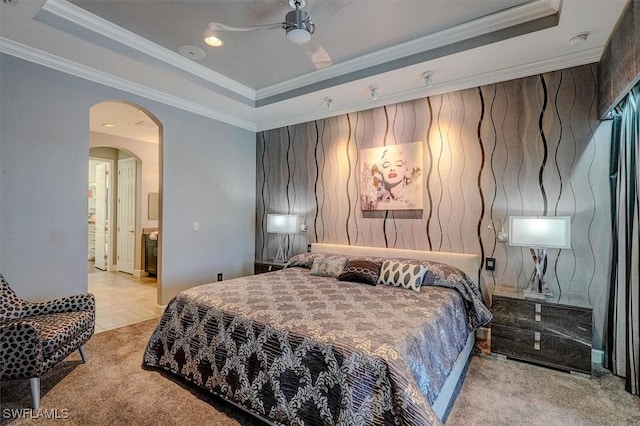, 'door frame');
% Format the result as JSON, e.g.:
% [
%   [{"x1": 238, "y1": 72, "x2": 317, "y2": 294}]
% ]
[{"x1": 89, "y1": 157, "x2": 114, "y2": 271}]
